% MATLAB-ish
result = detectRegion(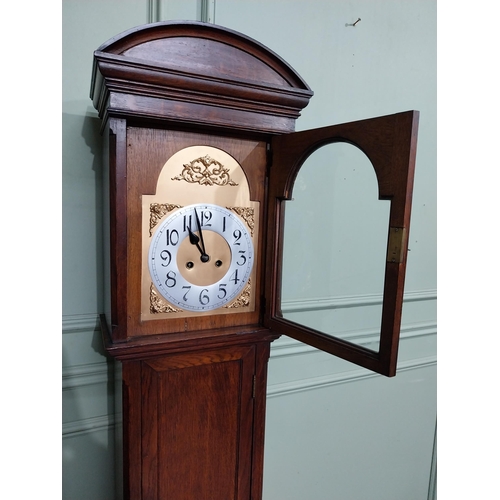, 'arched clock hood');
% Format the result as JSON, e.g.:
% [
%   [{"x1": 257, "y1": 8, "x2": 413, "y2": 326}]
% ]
[{"x1": 90, "y1": 21, "x2": 313, "y2": 134}]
